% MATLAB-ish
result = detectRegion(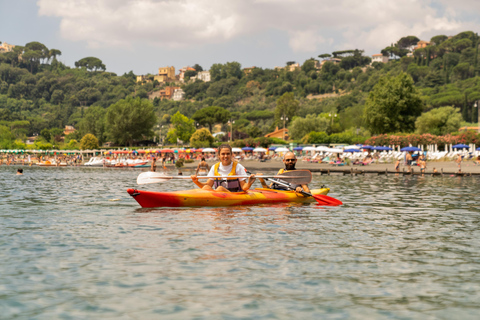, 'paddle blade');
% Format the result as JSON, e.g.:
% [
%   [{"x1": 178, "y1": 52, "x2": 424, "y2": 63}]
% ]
[
  {"x1": 312, "y1": 194, "x2": 343, "y2": 206},
  {"x1": 276, "y1": 170, "x2": 312, "y2": 185},
  {"x1": 137, "y1": 171, "x2": 173, "y2": 184}
]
